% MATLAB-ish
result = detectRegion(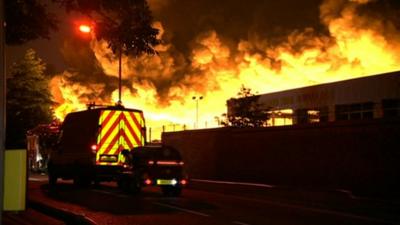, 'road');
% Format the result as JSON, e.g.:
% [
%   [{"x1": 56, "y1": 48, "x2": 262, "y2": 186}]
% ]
[{"x1": 28, "y1": 174, "x2": 400, "y2": 225}]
